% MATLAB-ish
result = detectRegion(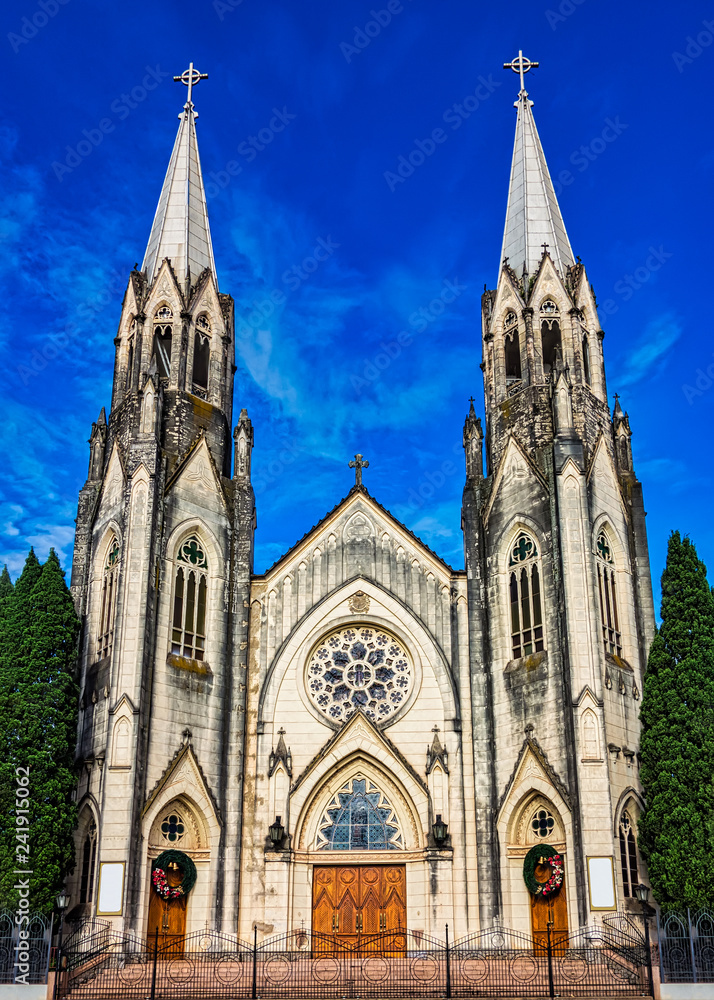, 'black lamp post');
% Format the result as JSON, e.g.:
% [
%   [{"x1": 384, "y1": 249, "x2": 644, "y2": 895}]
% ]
[
  {"x1": 52, "y1": 891, "x2": 69, "y2": 1000},
  {"x1": 269, "y1": 816, "x2": 285, "y2": 849},
  {"x1": 432, "y1": 814, "x2": 448, "y2": 846},
  {"x1": 635, "y1": 883, "x2": 655, "y2": 998}
]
